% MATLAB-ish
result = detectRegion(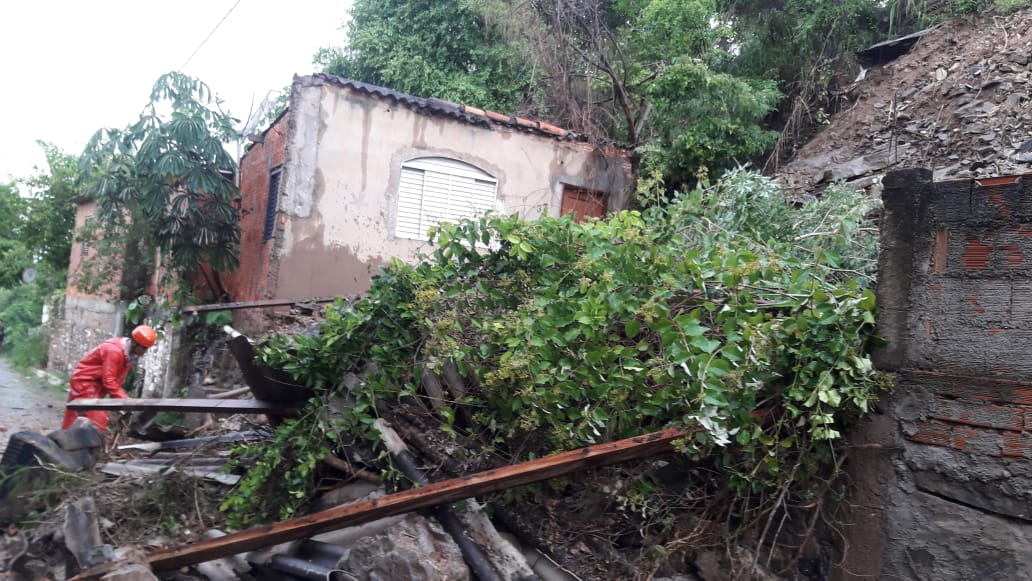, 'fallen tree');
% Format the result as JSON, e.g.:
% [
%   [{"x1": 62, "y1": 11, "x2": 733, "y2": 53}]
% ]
[{"x1": 221, "y1": 169, "x2": 887, "y2": 577}]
